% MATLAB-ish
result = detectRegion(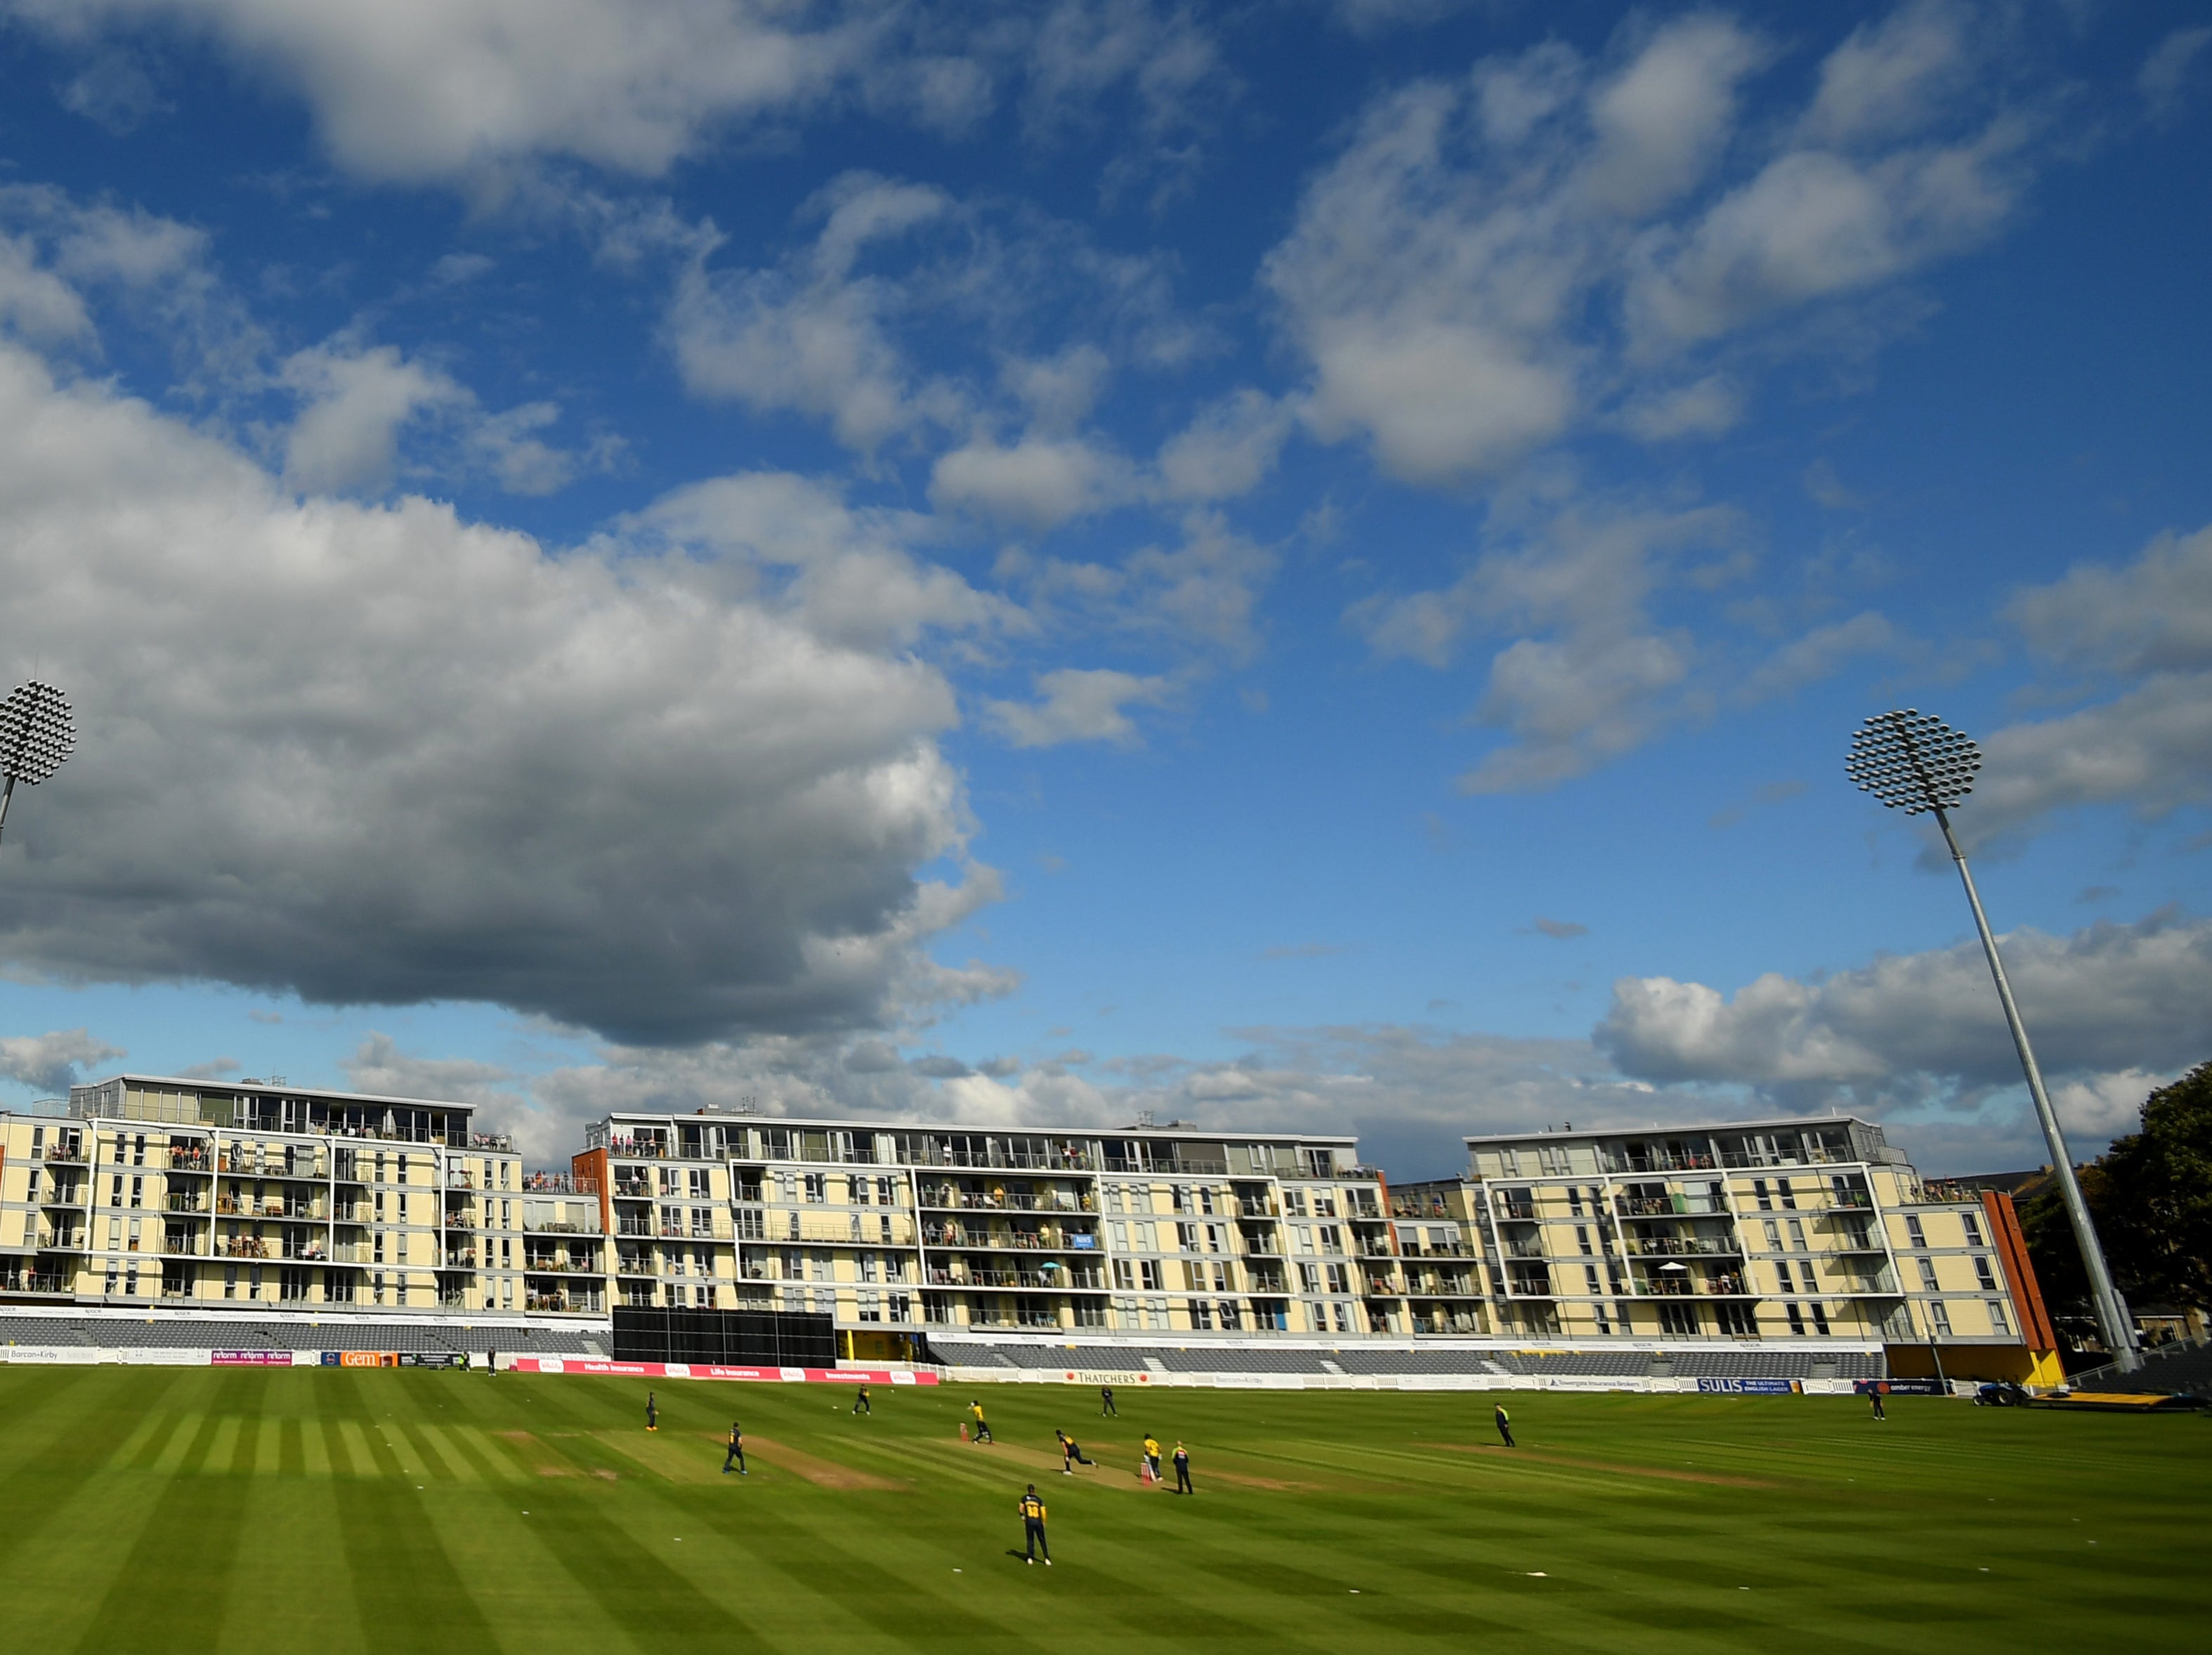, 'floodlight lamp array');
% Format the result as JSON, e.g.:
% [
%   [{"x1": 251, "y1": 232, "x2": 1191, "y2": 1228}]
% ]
[
  {"x1": 1845, "y1": 709, "x2": 1979, "y2": 816},
  {"x1": 0, "y1": 680, "x2": 76, "y2": 786}
]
